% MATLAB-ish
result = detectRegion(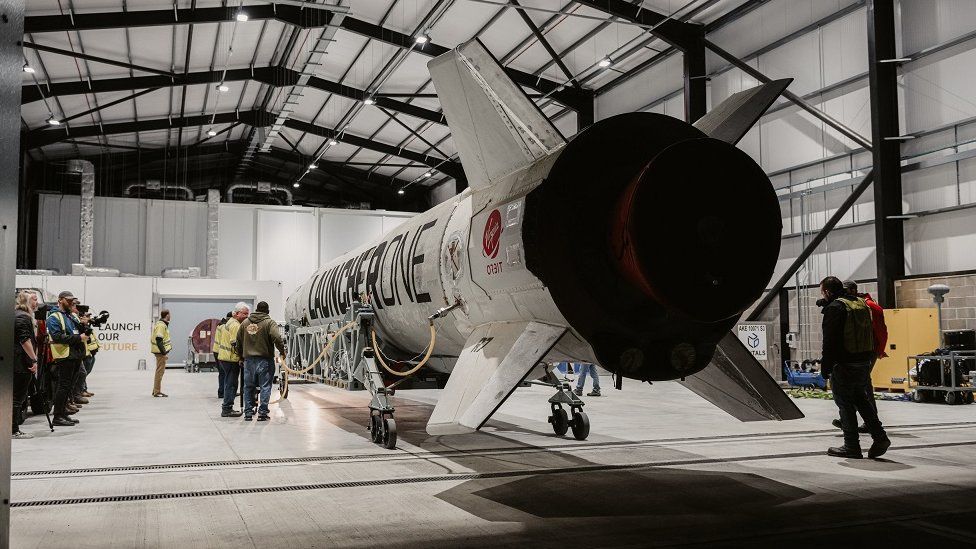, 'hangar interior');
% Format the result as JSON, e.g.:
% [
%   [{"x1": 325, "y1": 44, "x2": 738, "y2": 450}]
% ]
[{"x1": 2, "y1": 0, "x2": 976, "y2": 547}]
